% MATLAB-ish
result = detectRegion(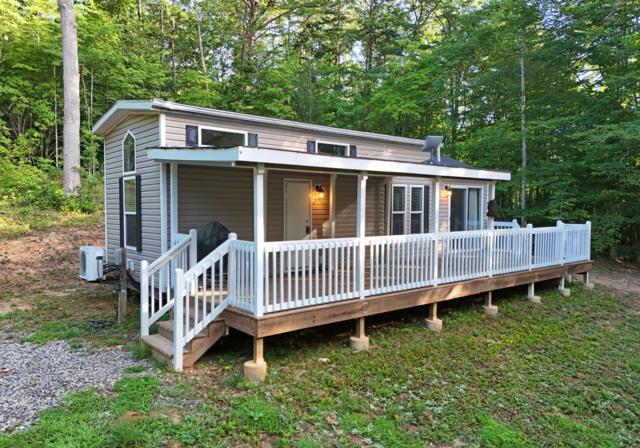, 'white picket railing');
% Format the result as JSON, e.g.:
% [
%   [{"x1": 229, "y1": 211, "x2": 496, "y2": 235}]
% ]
[
  {"x1": 256, "y1": 221, "x2": 591, "y2": 315},
  {"x1": 172, "y1": 233, "x2": 238, "y2": 371},
  {"x1": 140, "y1": 229, "x2": 197, "y2": 337},
  {"x1": 492, "y1": 219, "x2": 520, "y2": 229},
  {"x1": 263, "y1": 238, "x2": 361, "y2": 313}
]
